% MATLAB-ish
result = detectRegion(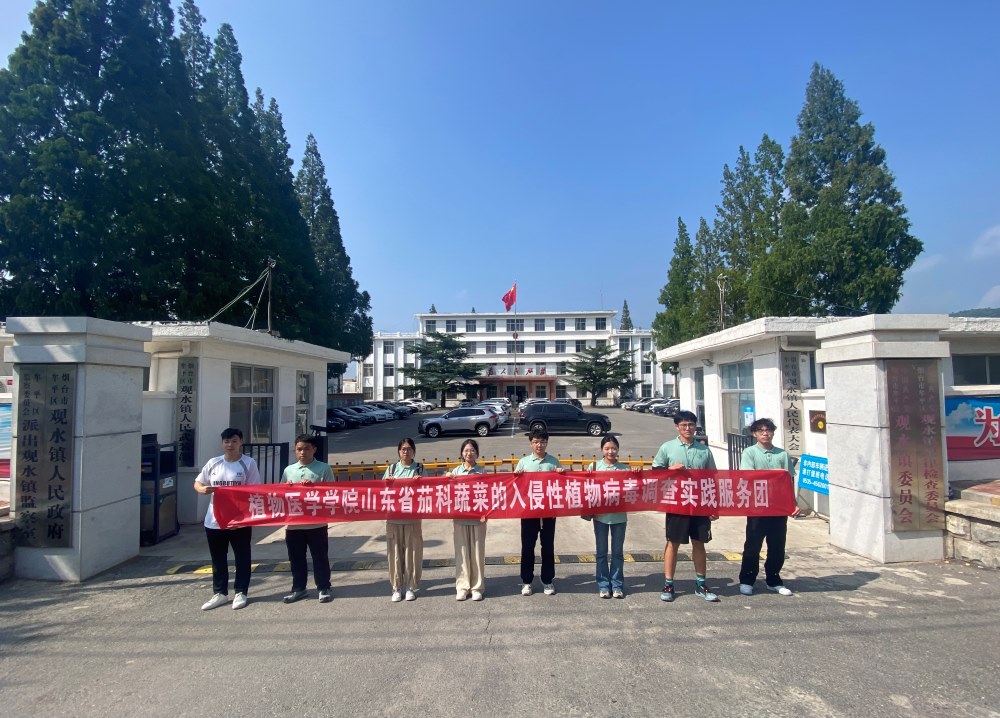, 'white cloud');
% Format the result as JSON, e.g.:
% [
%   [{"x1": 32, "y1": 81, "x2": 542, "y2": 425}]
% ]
[
  {"x1": 972, "y1": 224, "x2": 1000, "y2": 258},
  {"x1": 909, "y1": 254, "x2": 945, "y2": 273},
  {"x1": 945, "y1": 401, "x2": 975, "y2": 435},
  {"x1": 977, "y1": 284, "x2": 1000, "y2": 308}
]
